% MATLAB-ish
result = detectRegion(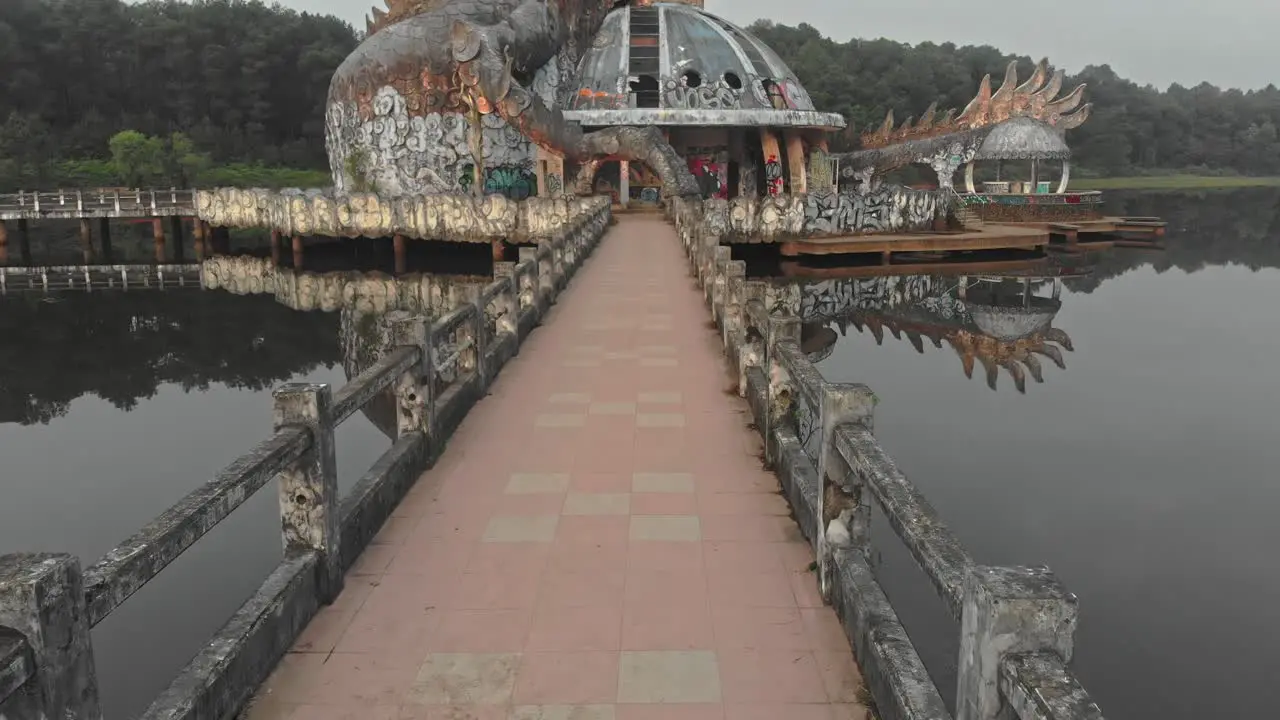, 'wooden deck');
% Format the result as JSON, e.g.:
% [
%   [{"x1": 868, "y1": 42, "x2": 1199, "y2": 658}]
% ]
[
  {"x1": 776, "y1": 223, "x2": 1049, "y2": 258},
  {"x1": 242, "y1": 216, "x2": 869, "y2": 720}
]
